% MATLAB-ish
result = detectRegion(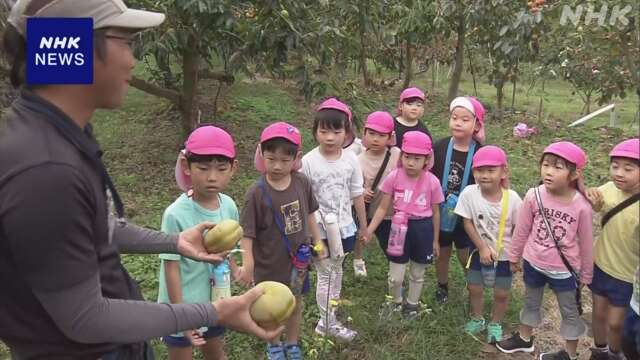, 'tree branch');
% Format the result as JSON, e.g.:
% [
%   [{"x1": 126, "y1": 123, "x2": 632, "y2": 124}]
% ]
[{"x1": 129, "y1": 76, "x2": 181, "y2": 104}]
